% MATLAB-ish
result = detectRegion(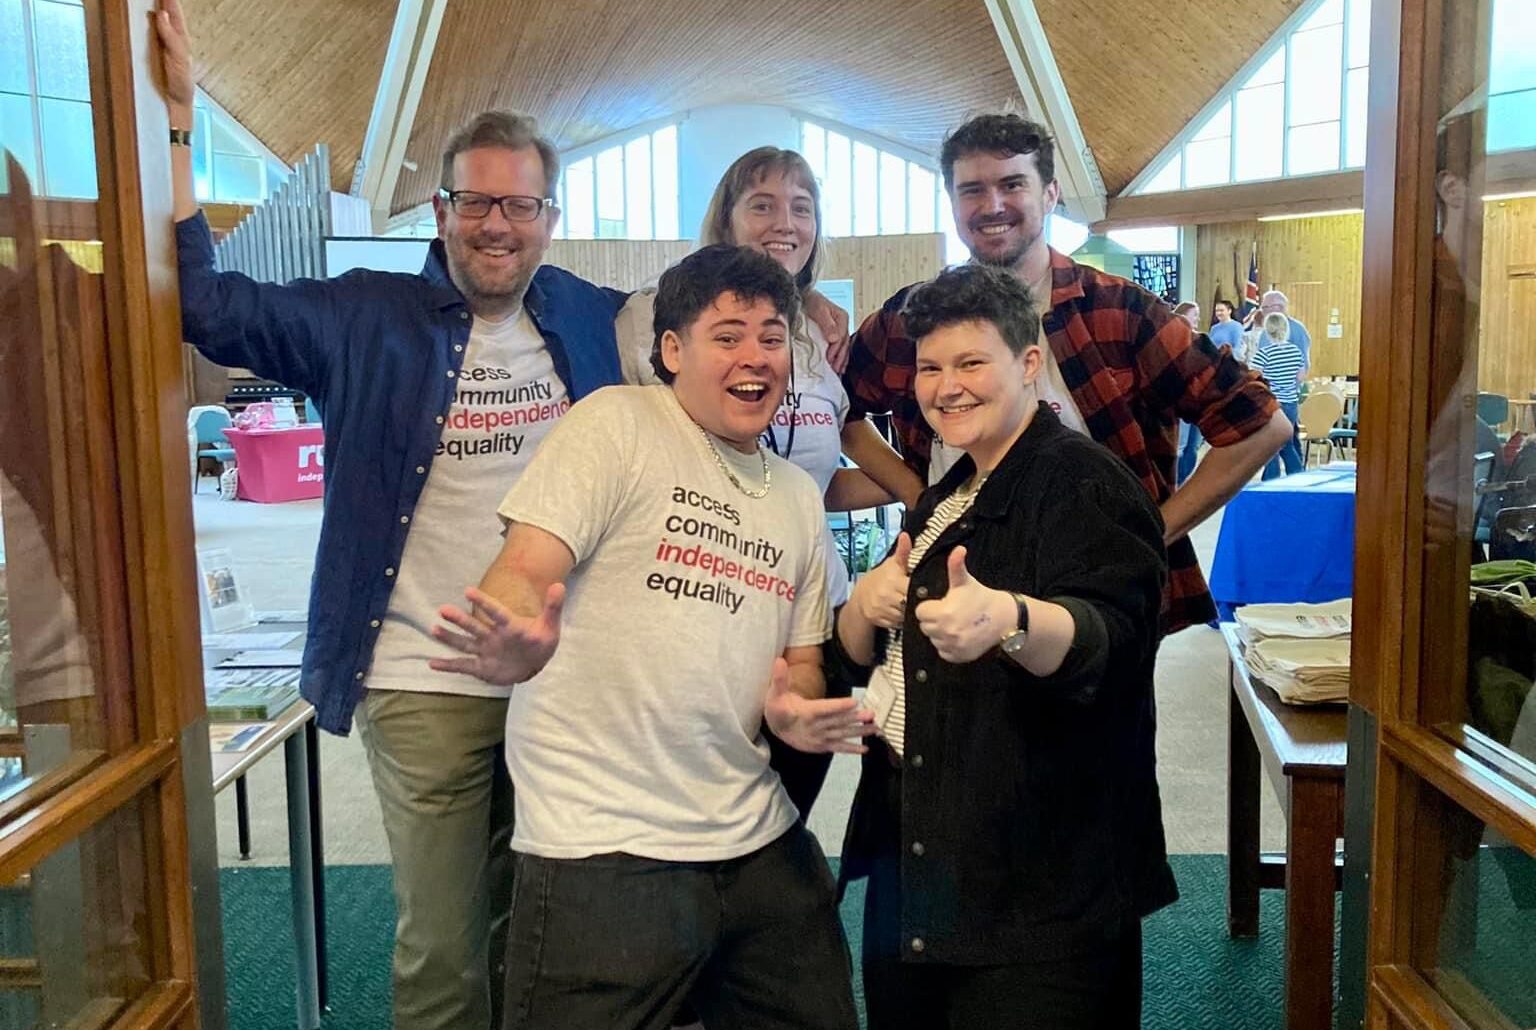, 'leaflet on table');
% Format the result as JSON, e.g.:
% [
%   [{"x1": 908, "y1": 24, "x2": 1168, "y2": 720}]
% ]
[
  {"x1": 205, "y1": 680, "x2": 302, "y2": 721},
  {"x1": 202, "y1": 631, "x2": 301, "y2": 650},
  {"x1": 208, "y1": 722, "x2": 270, "y2": 752},
  {"x1": 218, "y1": 650, "x2": 304, "y2": 668},
  {"x1": 256, "y1": 609, "x2": 309, "y2": 624},
  {"x1": 206, "y1": 667, "x2": 302, "y2": 691}
]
